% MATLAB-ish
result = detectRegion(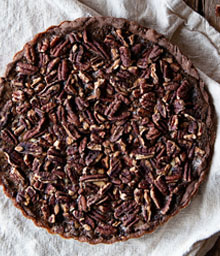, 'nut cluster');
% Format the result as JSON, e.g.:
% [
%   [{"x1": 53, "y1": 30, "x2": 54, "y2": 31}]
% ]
[{"x1": 0, "y1": 20, "x2": 212, "y2": 243}]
